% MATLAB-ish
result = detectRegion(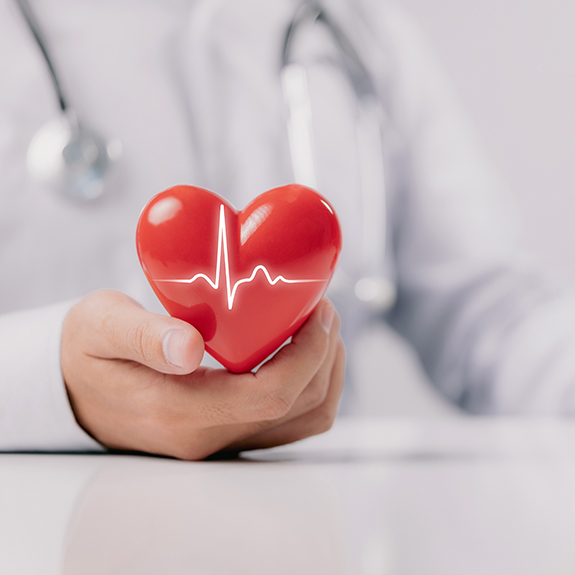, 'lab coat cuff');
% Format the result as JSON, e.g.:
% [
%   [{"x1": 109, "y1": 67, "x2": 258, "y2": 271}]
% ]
[{"x1": 0, "y1": 300, "x2": 104, "y2": 452}]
